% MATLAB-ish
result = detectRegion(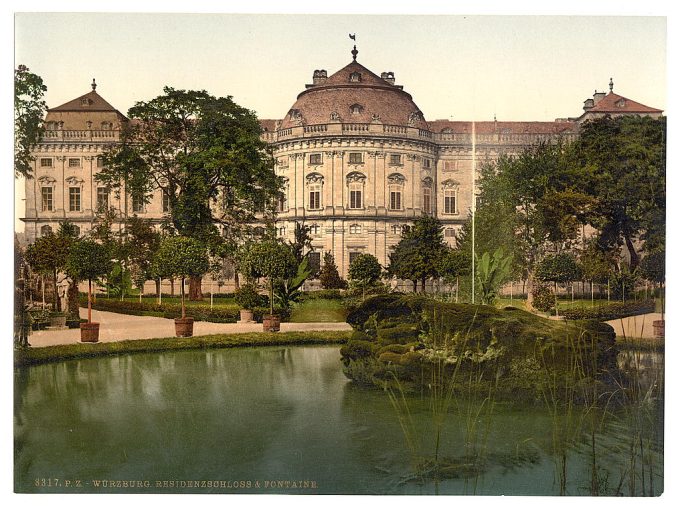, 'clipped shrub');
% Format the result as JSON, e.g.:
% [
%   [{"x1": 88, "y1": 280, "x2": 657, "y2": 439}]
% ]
[
  {"x1": 531, "y1": 282, "x2": 554, "y2": 312},
  {"x1": 377, "y1": 324, "x2": 420, "y2": 345},
  {"x1": 340, "y1": 340, "x2": 379, "y2": 361},
  {"x1": 234, "y1": 283, "x2": 268, "y2": 310},
  {"x1": 302, "y1": 289, "x2": 344, "y2": 300},
  {"x1": 561, "y1": 300, "x2": 655, "y2": 321}
]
